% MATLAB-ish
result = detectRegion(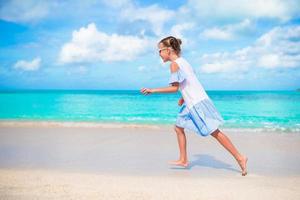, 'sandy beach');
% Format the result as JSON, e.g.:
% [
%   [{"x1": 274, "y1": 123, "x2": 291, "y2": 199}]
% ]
[{"x1": 0, "y1": 121, "x2": 300, "y2": 199}]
